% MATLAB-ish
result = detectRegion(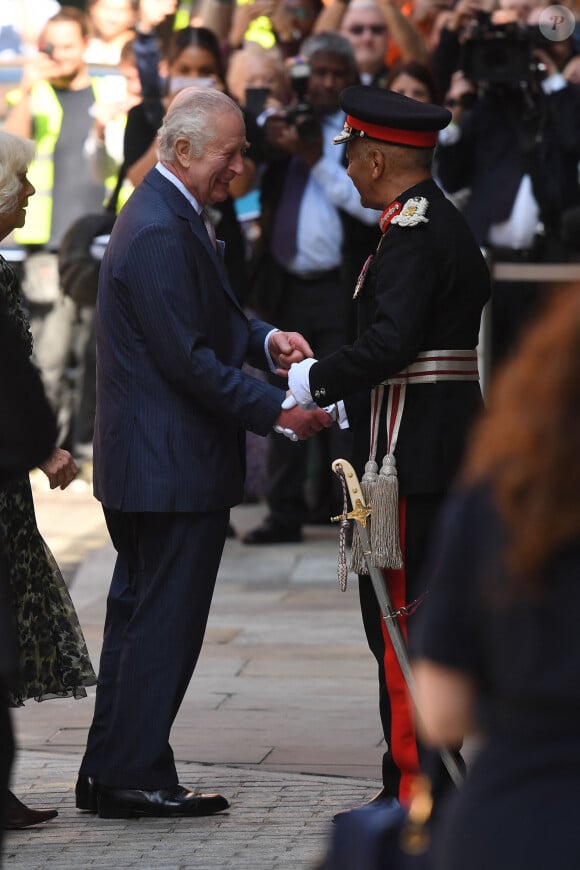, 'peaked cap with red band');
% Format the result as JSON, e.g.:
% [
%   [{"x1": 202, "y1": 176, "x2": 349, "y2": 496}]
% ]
[{"x1": 333, "y1": 86, "x2": 451, "y2": 148}]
